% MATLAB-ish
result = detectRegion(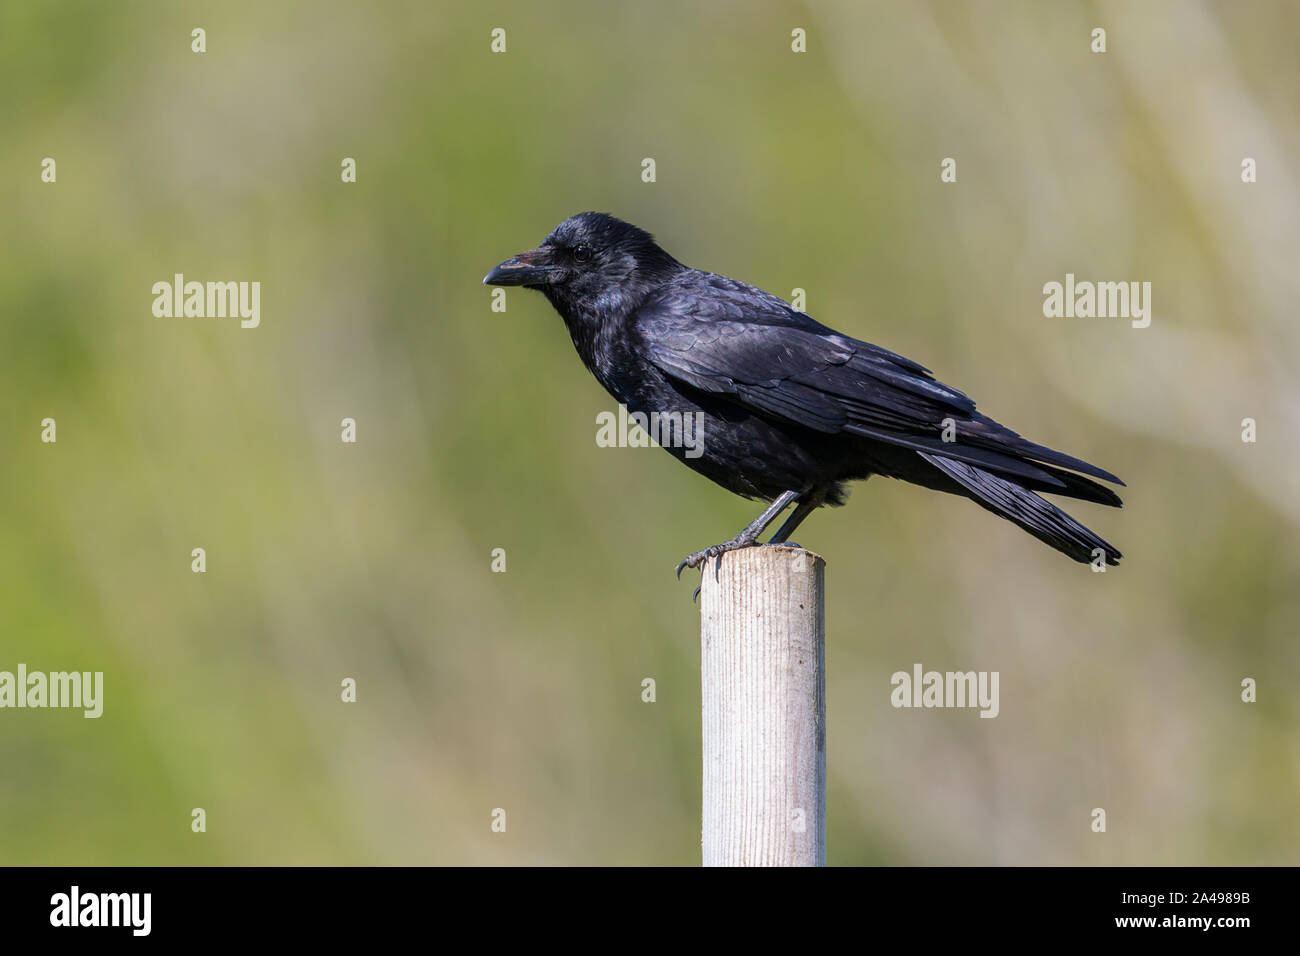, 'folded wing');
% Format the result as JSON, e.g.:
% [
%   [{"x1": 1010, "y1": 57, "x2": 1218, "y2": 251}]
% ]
[{"x1": 637, "y1": 279, "x2": 1124, "y2": 507}]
